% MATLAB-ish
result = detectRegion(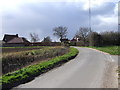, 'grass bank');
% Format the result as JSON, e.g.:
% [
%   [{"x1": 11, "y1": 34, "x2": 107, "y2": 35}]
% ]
[
  {"x1": 88, "y1": 46, "x2": 119, "y2": 55},
  {"x1": 0, "y1": 47, "x2": 79, "y2": 89}
]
